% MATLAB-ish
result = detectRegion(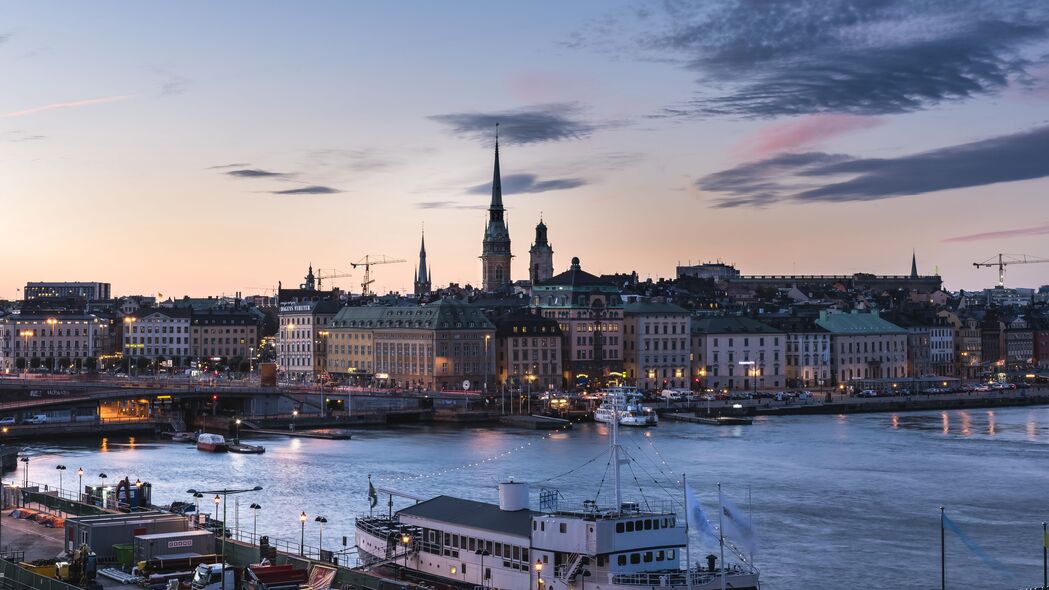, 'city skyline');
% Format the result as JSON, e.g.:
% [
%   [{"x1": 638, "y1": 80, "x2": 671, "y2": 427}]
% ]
[{"x1": 4, "y1": 1, "x2": 1049, "y2": 297}]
